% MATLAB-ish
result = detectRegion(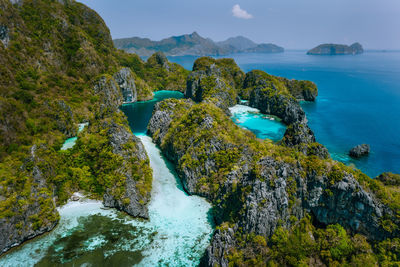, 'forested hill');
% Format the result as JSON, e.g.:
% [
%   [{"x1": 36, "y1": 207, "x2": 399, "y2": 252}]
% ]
[{"x1": 0, "y1": 0, "x2": 188, "y2": 254}]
